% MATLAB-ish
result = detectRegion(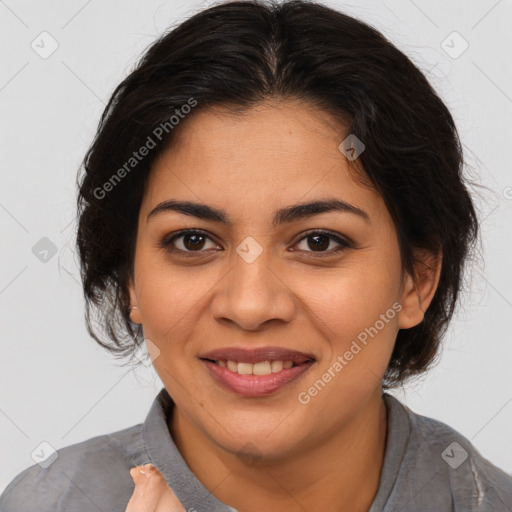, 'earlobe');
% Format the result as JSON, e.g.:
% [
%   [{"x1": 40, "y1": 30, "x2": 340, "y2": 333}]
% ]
[
  {"x1": 397, "y1": 248, "x2": 442, "y2": 330},
  {"x1": 127, "y1": 277, "x2": 143, "y2": 325},
  {"x1": 129, "y1": 306, "x2": 143, "y2": 324}
]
